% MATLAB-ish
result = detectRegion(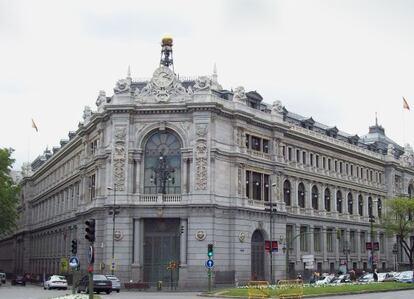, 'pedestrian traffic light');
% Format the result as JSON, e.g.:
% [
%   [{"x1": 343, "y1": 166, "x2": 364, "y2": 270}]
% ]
[
  {"x1": 71, "y1": 239, "x2": 77, "y2": 255},
  {"x1": 85, "y1": 219, "x2": 96, "y2": 243},
  {"x1": 207, "y1": 243, "x2": 213, "y2": 258}
]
